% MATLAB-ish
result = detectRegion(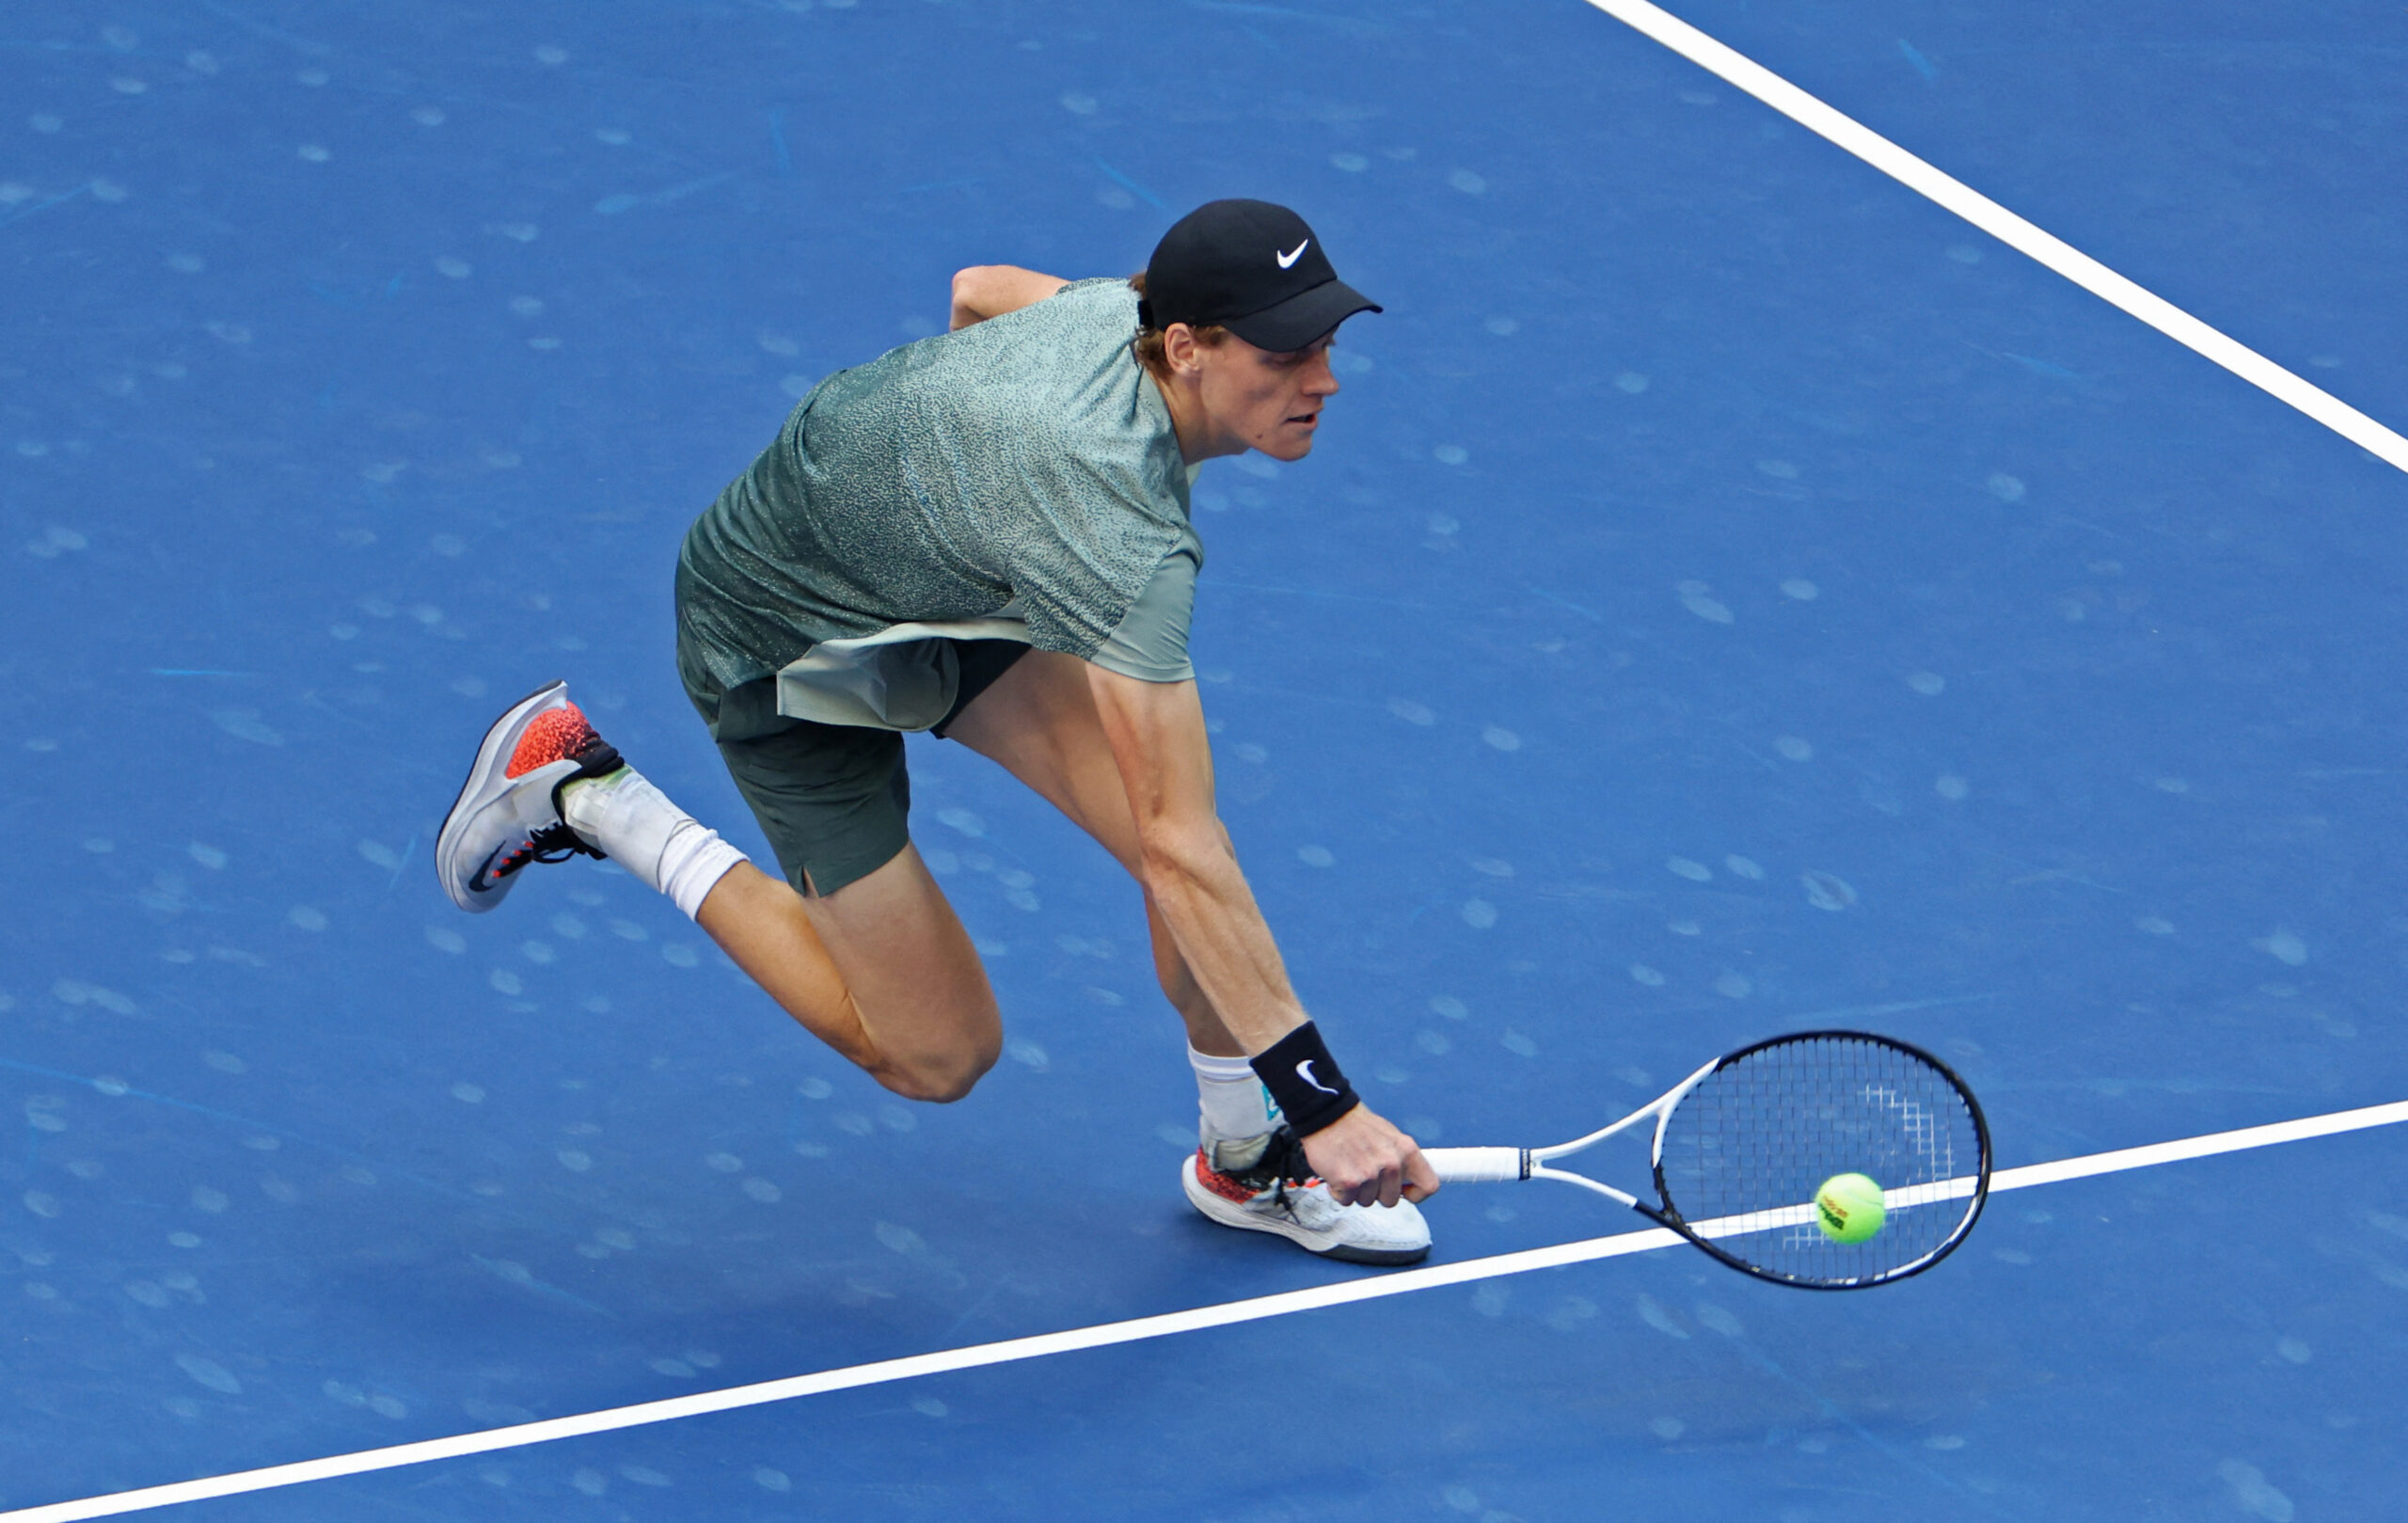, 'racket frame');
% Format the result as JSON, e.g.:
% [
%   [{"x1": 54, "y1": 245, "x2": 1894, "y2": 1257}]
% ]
[{"x1": 1426, "y1": 1030, "x2": 1991, "y2": 1290}]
